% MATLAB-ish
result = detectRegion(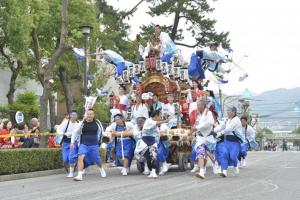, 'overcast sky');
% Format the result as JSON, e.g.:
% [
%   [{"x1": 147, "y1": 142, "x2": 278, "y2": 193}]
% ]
[{"x1": 108, "y1": 0, "x2": 300, "y2": 95}]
